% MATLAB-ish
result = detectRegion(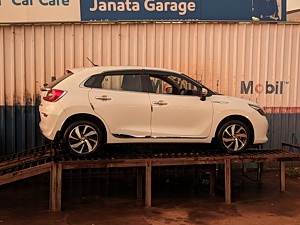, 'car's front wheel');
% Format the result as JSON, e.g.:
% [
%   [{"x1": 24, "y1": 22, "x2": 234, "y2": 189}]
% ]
[
  {"x1": 217, "y1": 120, "x2": 251, "y2": 154},
  {"x1": 63, "y1": 120, "x2": 102, "y2": 157}
]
